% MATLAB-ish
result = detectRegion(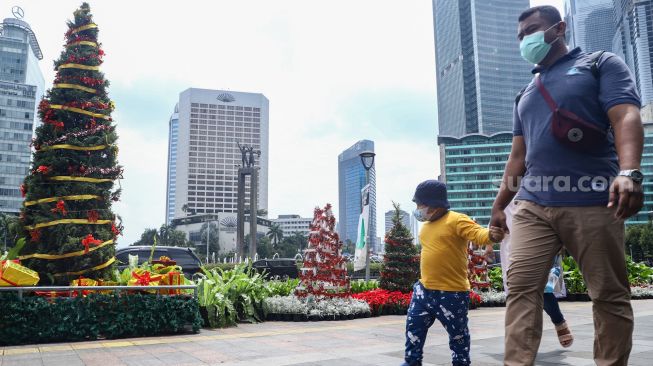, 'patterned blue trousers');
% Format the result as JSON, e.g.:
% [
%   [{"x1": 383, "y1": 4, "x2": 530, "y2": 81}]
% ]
[{"x1": 403, "y1": 282, "x2": 470, "y2": 366}]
